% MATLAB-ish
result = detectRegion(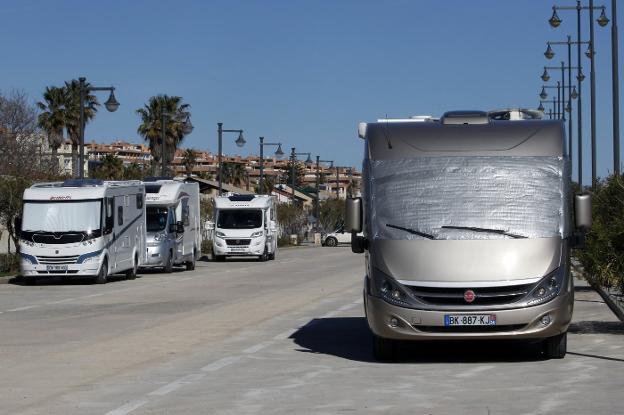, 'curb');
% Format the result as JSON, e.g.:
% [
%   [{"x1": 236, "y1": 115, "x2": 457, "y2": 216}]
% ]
[{"x1": 591, "y1": 283, "x2": 624, "y2": 323}]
